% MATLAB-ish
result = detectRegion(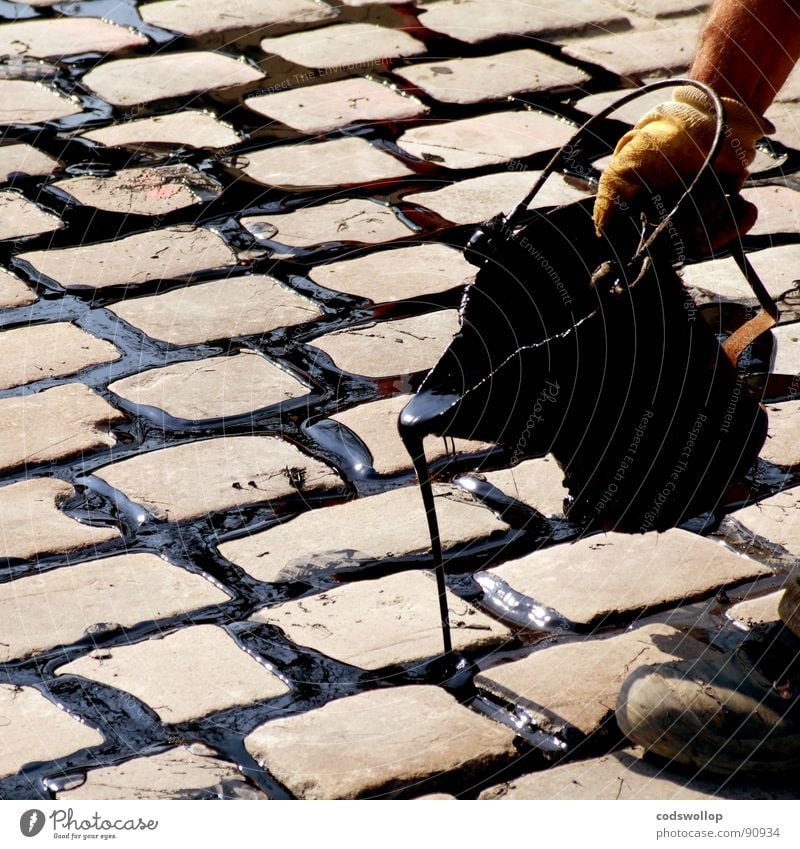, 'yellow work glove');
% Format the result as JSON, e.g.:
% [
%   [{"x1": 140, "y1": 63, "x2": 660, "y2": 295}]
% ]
[{"x1": 594, "y1": 86, "x2": 774, "y2": 252}]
